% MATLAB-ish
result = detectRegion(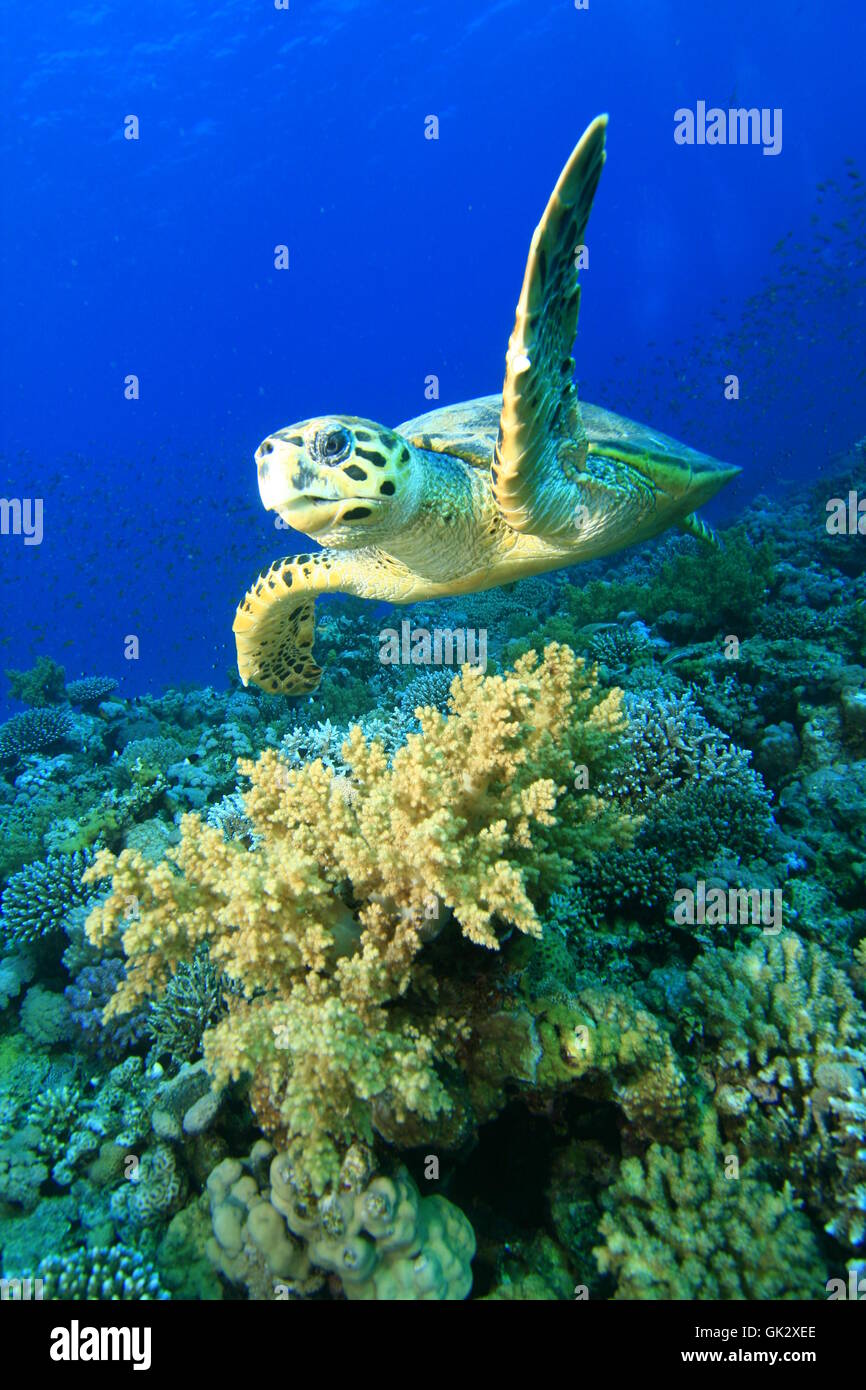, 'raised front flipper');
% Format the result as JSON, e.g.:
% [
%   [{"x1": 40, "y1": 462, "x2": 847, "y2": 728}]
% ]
[
  {"x1": 233, "y1": 548, "x2": 413, "y2": 695},
  {"x1": 493, "y1": 115, "x2": 607, "y2": 539}
]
